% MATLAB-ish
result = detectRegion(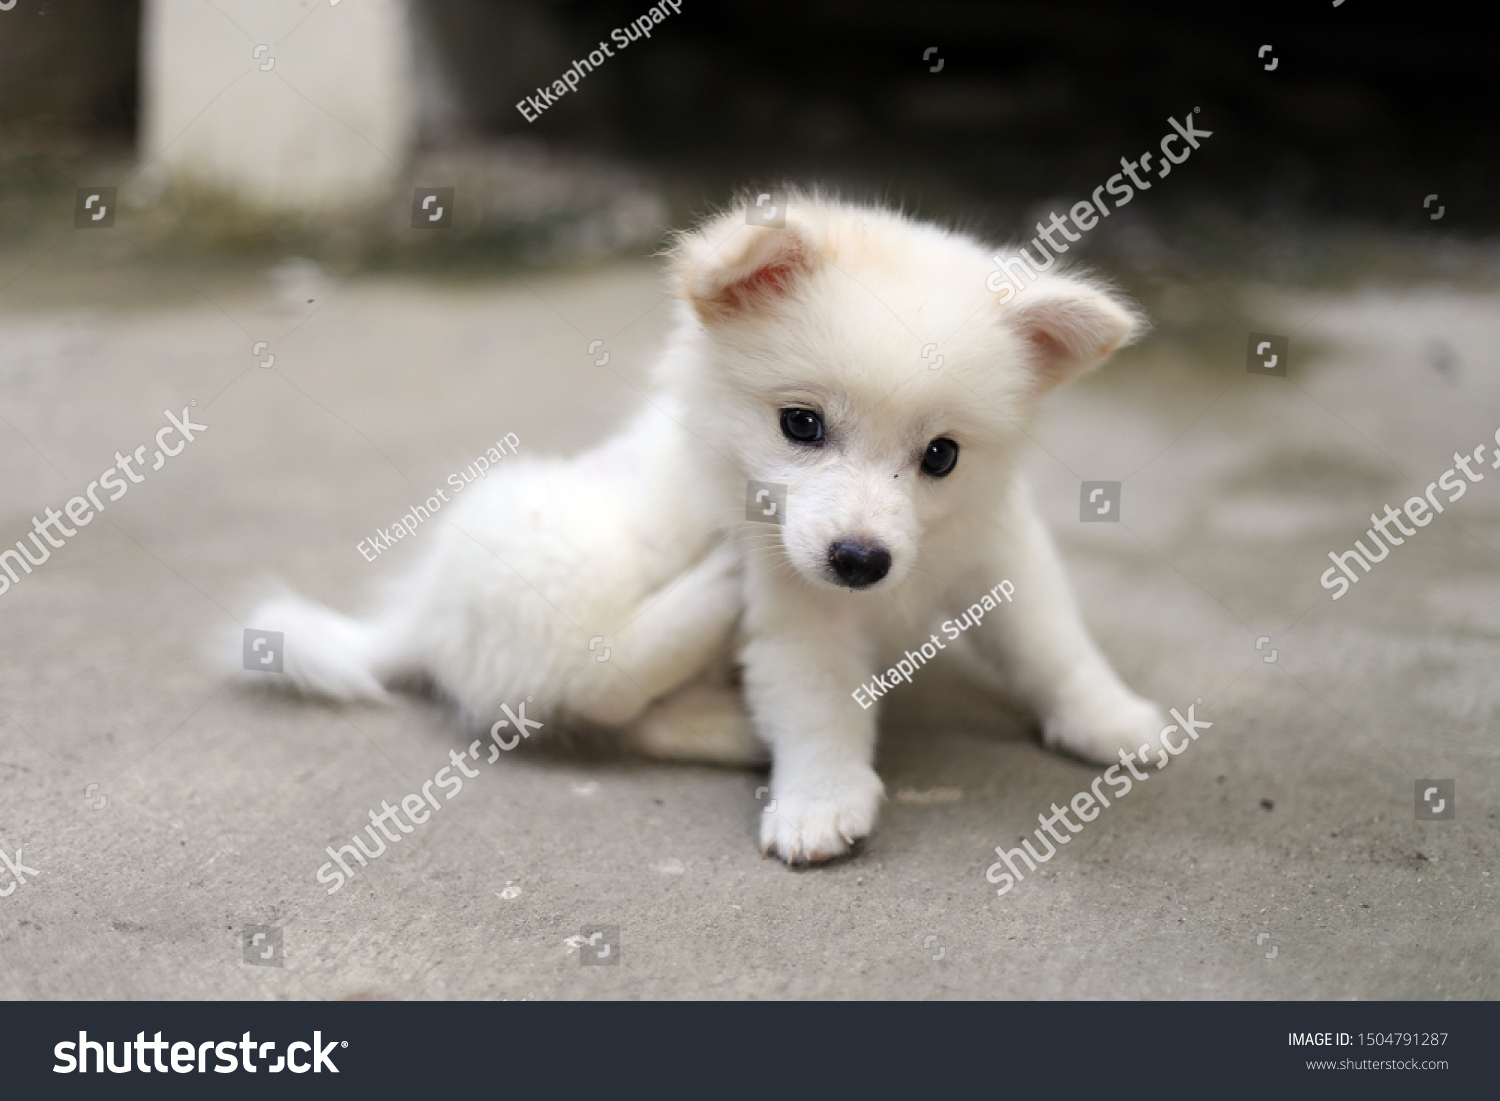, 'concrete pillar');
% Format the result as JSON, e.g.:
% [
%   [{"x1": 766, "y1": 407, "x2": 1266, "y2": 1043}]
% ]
[{"x1": 139, "y1": 0, "x2": 417, "y2": 213}]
